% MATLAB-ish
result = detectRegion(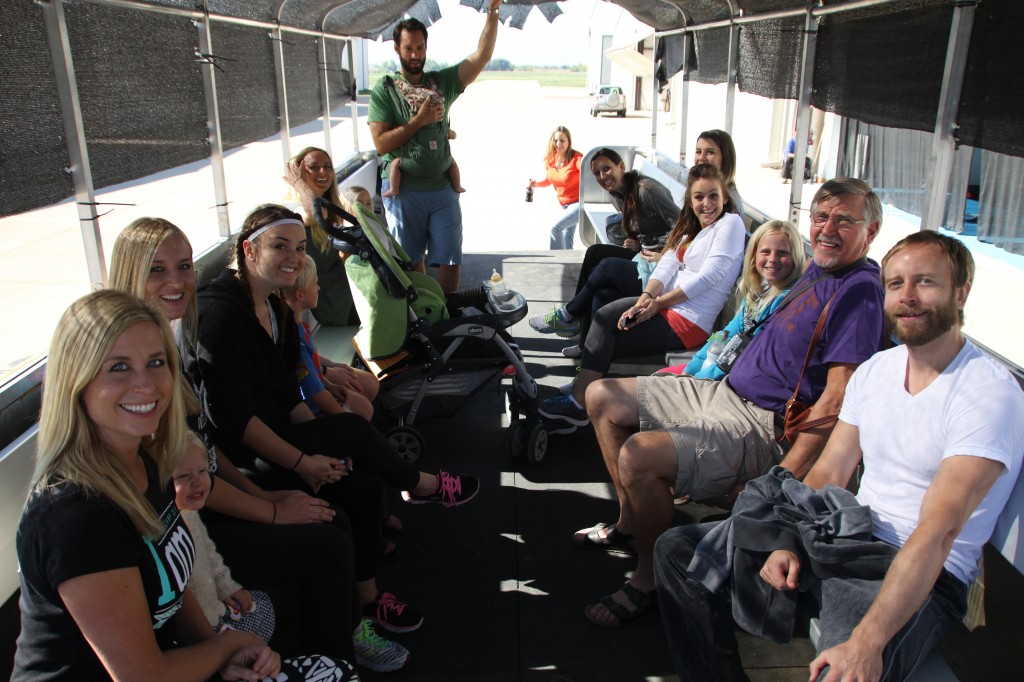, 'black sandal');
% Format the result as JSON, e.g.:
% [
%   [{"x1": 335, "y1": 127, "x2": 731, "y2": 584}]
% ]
[
  {"x1": 585, "y1": 583, "x2": 658, "y2": 628},
  {"x1": 572, "y1": 522, "x2": 636, "y2": 555}
]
